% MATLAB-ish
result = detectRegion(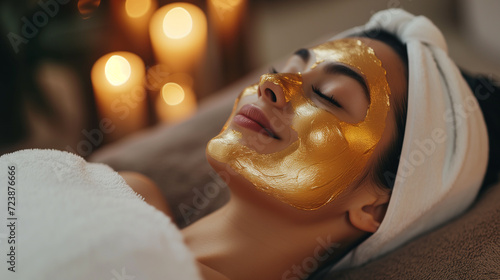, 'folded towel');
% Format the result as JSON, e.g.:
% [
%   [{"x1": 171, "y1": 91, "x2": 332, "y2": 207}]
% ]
[
  {"x1": 0, "y1": 149, "x2": 201, "y2": 280},
  {"x1": 330, "y1": 9, "x2": 489, "y2": 270}
]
